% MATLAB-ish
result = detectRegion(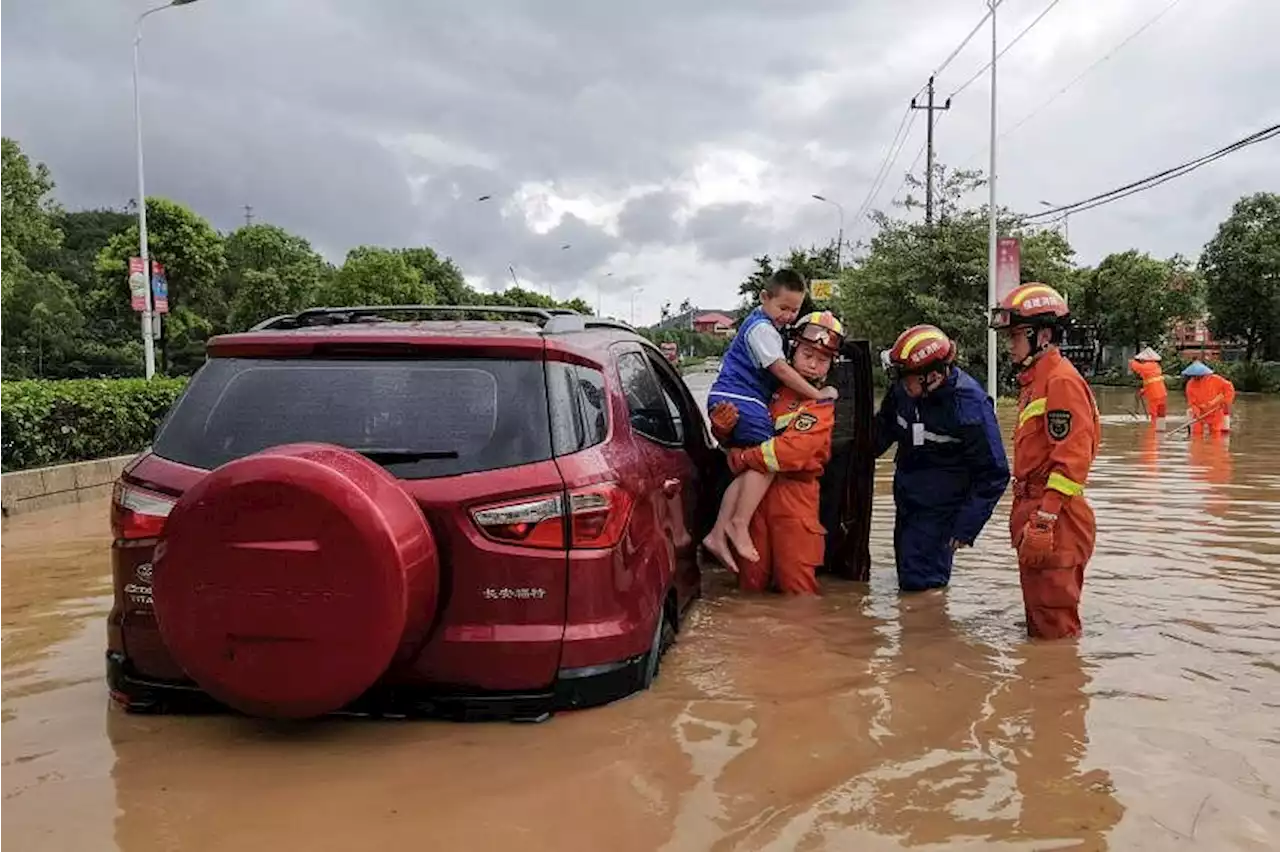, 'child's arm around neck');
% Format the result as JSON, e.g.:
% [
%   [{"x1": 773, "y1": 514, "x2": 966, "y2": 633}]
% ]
[{"x1": 768, "y1": 359, "x2": 823, "y2": 400}]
